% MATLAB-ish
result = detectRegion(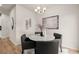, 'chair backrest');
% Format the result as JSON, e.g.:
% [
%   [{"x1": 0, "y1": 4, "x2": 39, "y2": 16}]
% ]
[
  {"x1": 54, "y1": 33, "x2": 62, "y2": 39},
  {"x1": 21, "y1": 34, "x2": 32, "y2": 41},
  {"x1": 21, "y1": 34, "x2": 26, "y2": 40},
  {"x1": 35, "y1": 40, "x2": 59, "y2": 54}
]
